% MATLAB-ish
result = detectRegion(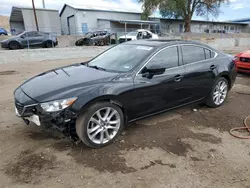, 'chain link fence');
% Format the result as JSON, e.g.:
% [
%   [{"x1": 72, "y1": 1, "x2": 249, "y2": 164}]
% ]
[{"x1": 1, "y1": 25, "x2": 250, "y2": 50}]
